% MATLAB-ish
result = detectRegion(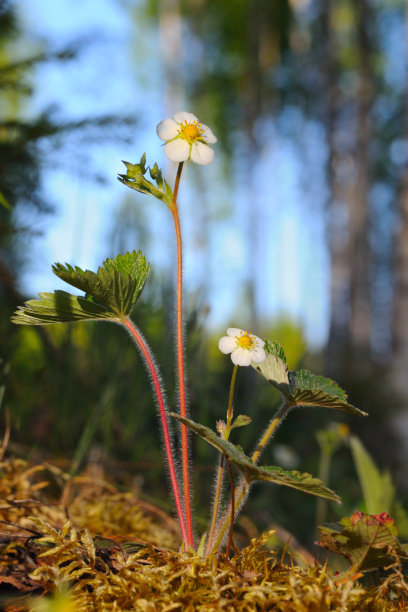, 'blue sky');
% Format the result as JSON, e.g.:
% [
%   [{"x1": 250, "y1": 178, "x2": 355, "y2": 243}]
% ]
[{"x1": 16, "y1": 0, "x2": 330, "y2": 348}]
